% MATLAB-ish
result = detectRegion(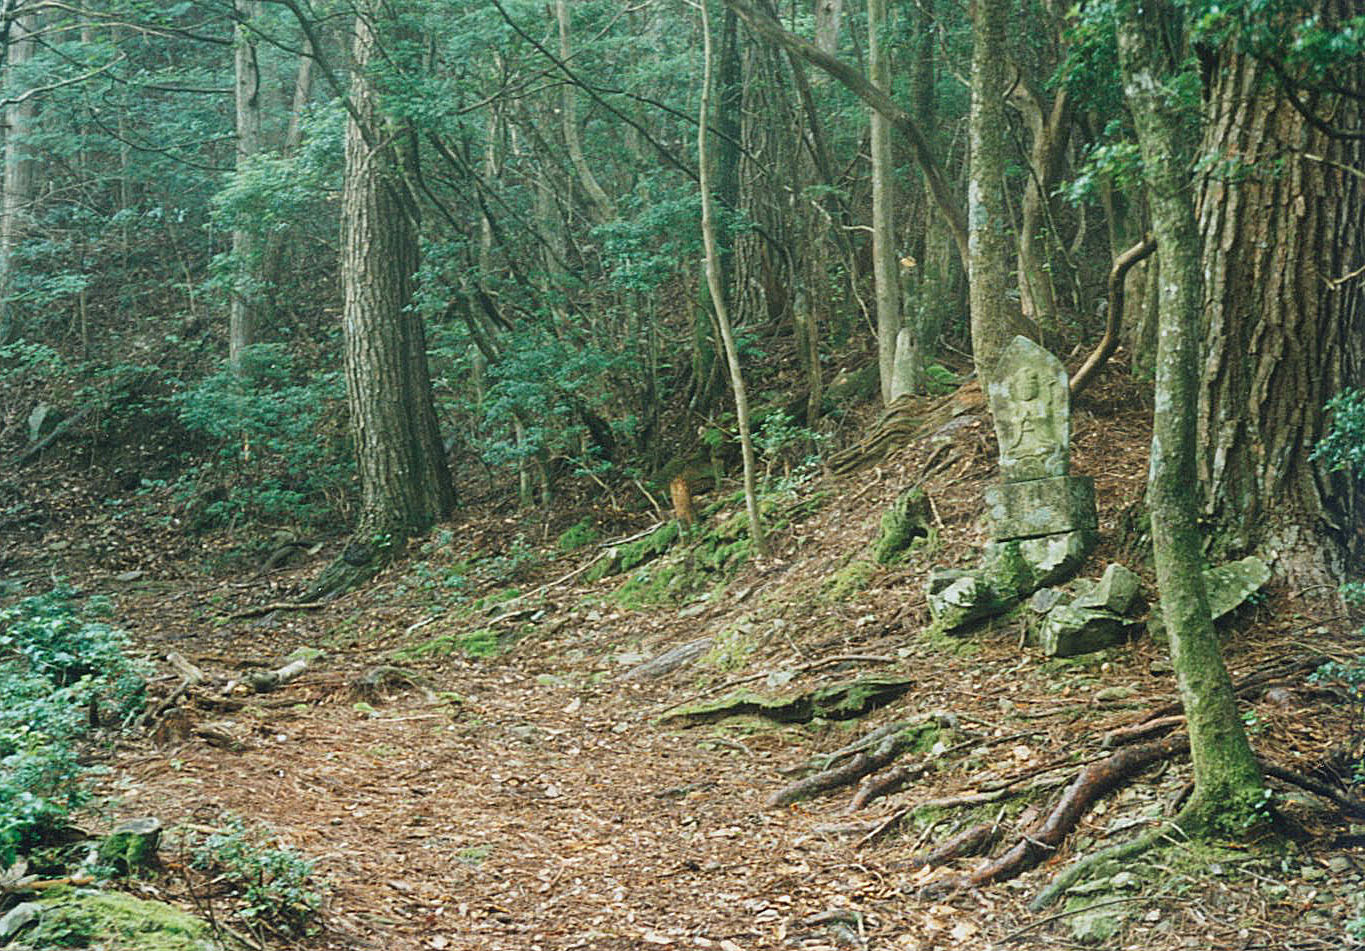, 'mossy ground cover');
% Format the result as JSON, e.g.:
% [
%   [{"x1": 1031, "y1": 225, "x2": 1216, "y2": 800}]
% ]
[{"x1": 10, "y1": 889, "x2": 223, "y2": 951}]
